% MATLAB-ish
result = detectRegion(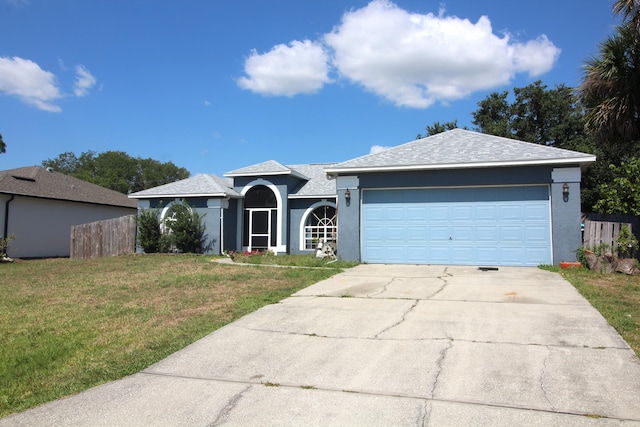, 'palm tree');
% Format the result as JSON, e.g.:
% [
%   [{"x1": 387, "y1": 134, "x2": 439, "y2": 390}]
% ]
[{"x1": 579, "y1": 1, "x2": 640, "y2": 144}]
